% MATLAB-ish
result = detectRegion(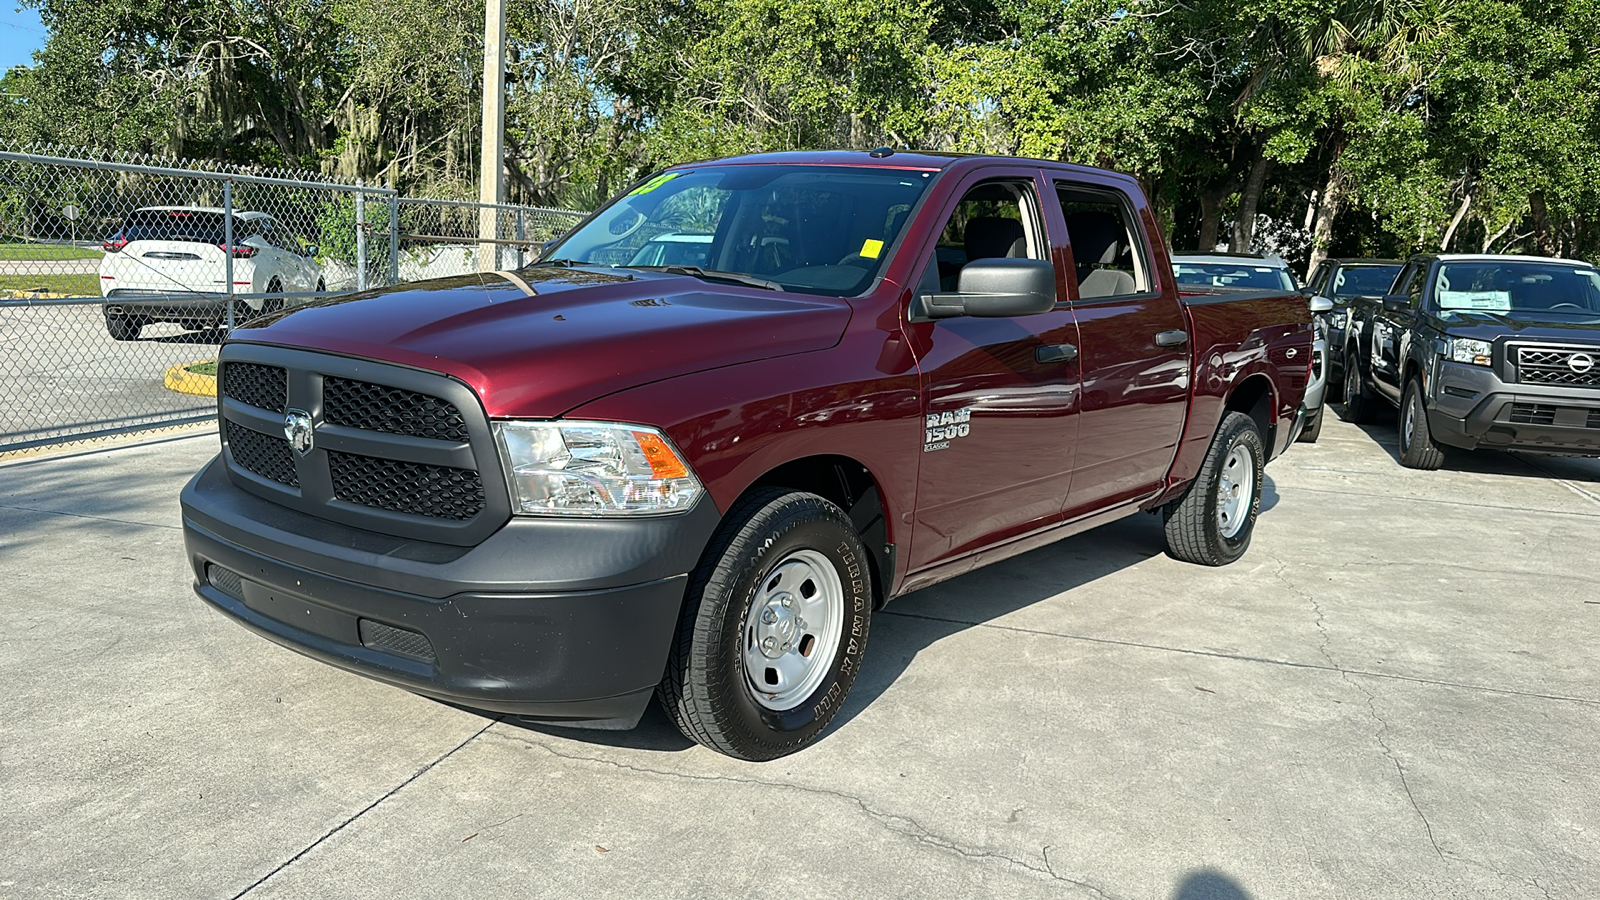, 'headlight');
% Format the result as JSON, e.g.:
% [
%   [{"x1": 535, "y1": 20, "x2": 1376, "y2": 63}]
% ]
[
  {"x1": 1447, "y1": 337, "x2": 1493, "y2": 367},
  {"x1": 1329, "y1": 308, "x2": 1350, "y2": 329},
  {"x1": 493, "y1": 420, "x2": 703, "y2": 516}
]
